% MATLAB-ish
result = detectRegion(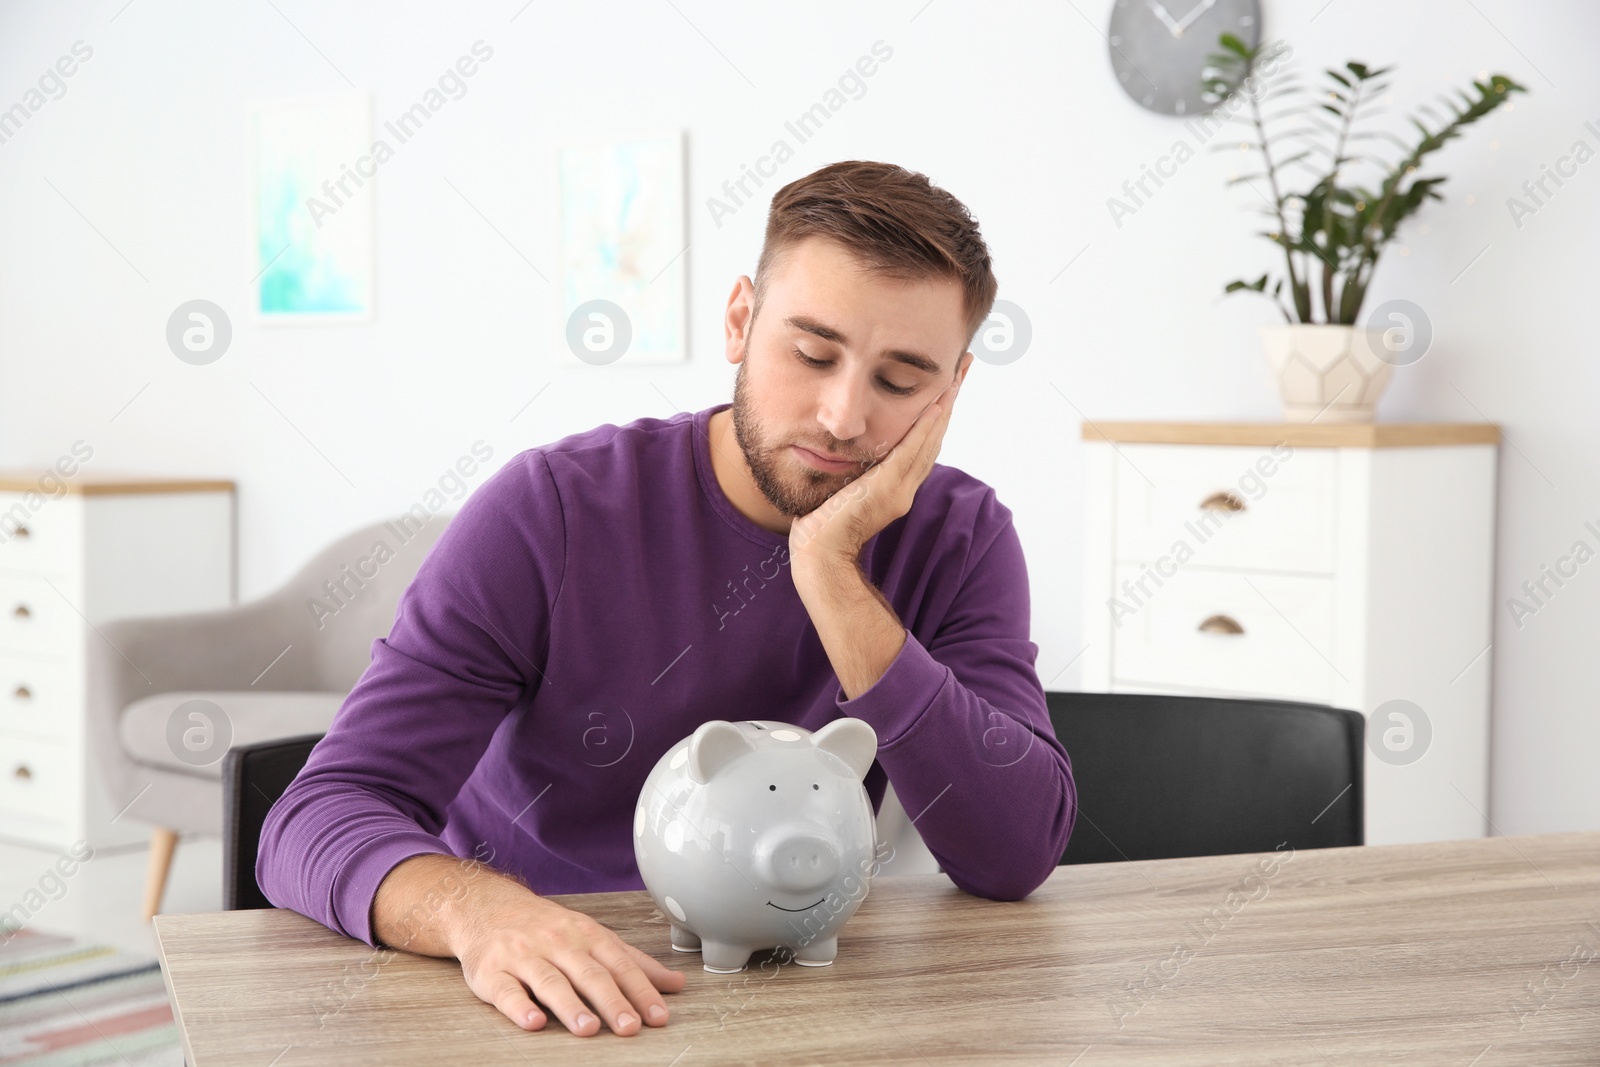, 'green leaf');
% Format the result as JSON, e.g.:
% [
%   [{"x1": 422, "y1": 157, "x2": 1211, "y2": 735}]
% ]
[
  {"x1": 1211, "y1": 46, "x2": 1530, "y2": 325},
  {"x1": 1218, "y1": 33, "x2": 1251, "y2": 58}
]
